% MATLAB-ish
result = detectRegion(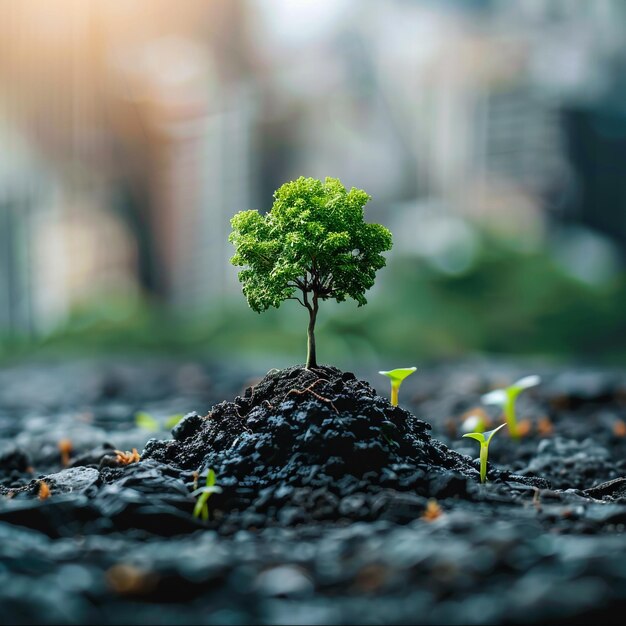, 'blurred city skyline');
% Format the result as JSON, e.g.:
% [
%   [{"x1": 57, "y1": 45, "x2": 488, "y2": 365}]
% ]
[{"x1": 1, "y1": 0, "x2": 626, "y2": 364}]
